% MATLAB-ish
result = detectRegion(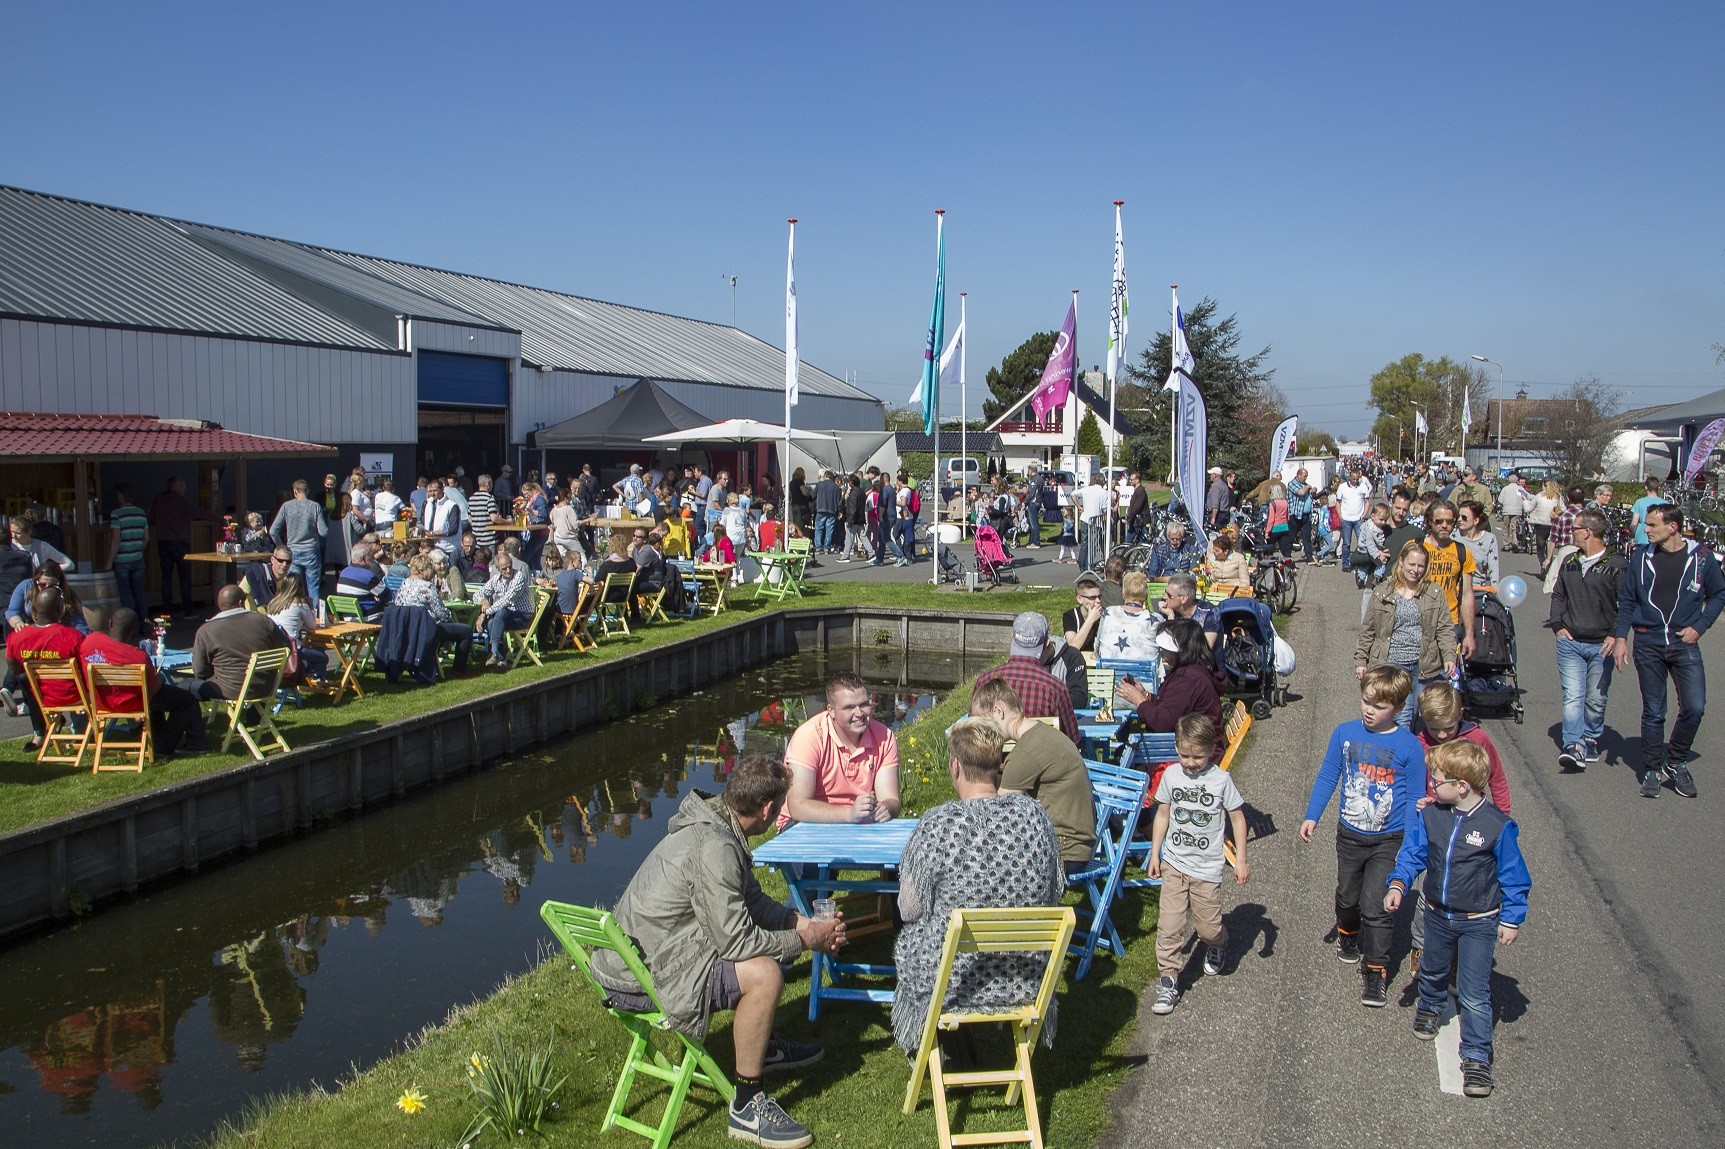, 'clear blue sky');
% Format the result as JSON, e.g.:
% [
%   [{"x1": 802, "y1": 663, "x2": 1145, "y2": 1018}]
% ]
[{"x1": 4, "y1": 2, "x2": 1721, "y2": 436}]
